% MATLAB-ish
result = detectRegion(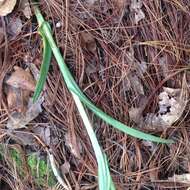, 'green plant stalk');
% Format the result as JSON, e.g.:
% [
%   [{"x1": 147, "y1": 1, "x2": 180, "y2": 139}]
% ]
[
  {"x1": 33, "y1": 5, "x2": 173, "y2": 144},
  {"x1": 72, "y1": 92, "x2": 115, "y2": 190},
  {"x1": 33, "y1": 24, "x2": 52, "y2": 102},
  {"x1": 33, "y1": 5, "x2": 173, "y2": 143},
  {"x1": 33, "y1": 4, "x2": 115, "y2": 189}
]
